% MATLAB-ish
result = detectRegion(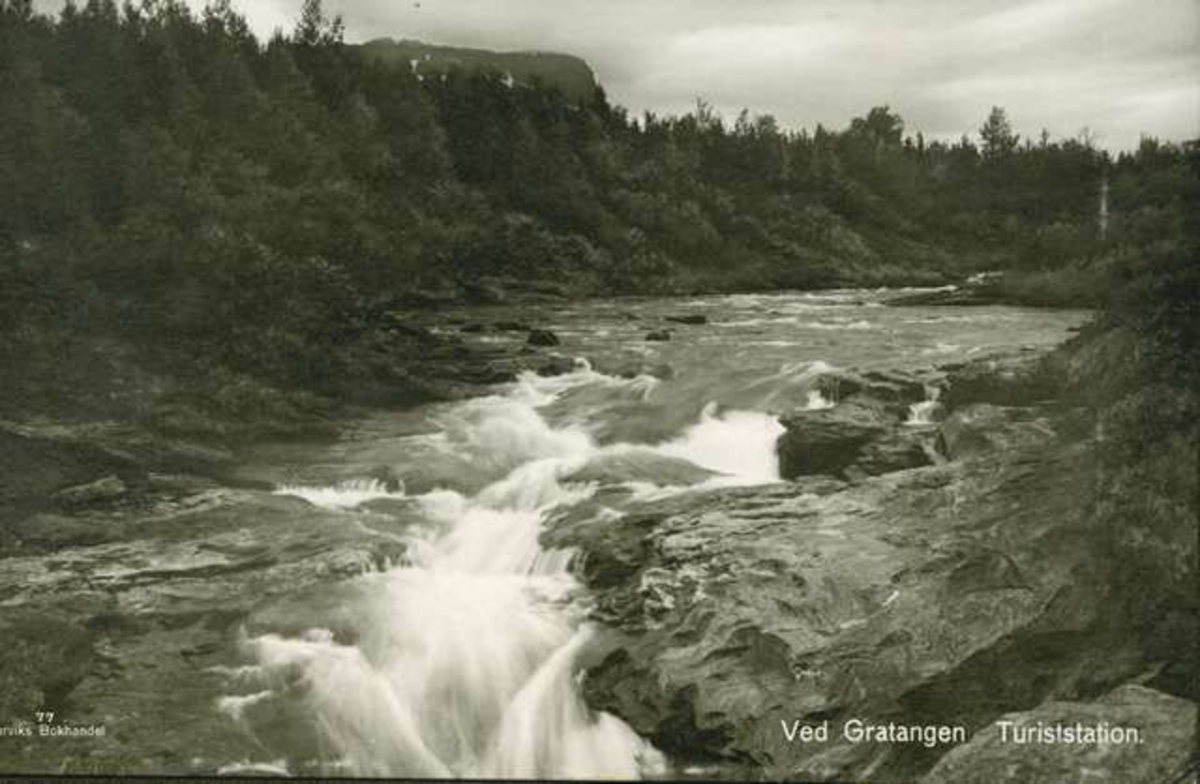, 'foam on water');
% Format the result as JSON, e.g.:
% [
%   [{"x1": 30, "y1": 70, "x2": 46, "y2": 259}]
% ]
[
  {"x1": 223, "y1": 367, "x2": 794, "y2": 777},
  {"x1": 655, "y1": 402, "x2": 784, "y2": 483},
  {"x1": 217, "y1": 289, "x2": 1090, "y2": 777},
  {"x1": 905, "y1": 385, "x2": 943, "y2": 426},
  {"x1": 275, "y1": 478, "x2": 405, "y2": 510}
]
